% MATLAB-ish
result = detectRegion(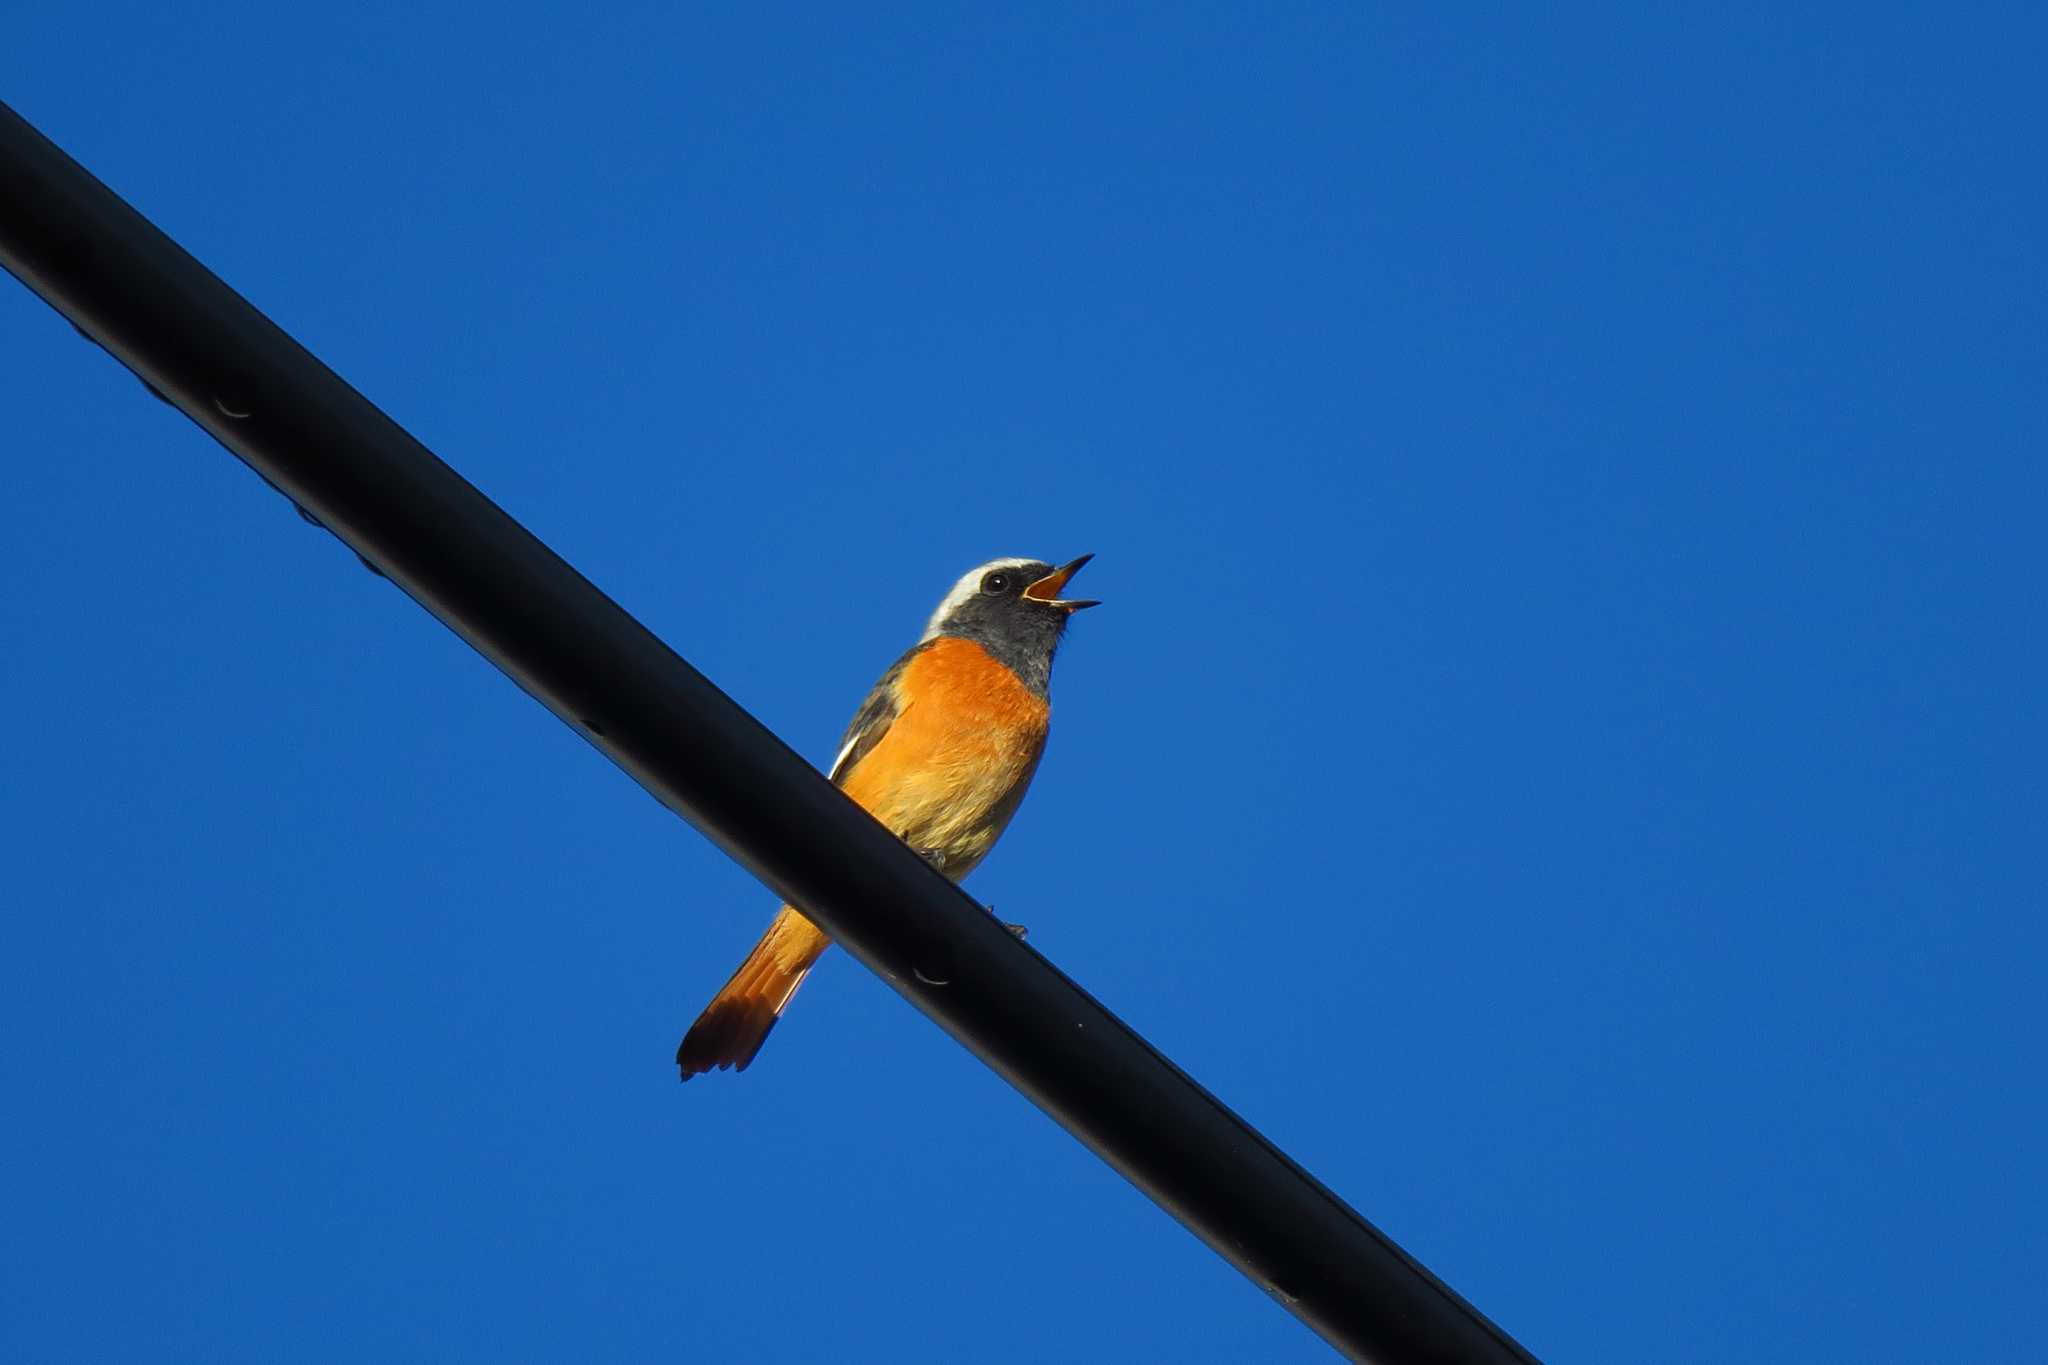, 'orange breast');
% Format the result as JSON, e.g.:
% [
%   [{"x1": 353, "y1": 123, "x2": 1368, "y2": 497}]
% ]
[{"x1": 838, "y1": 636, "x2": 1052, "y2": 879}]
